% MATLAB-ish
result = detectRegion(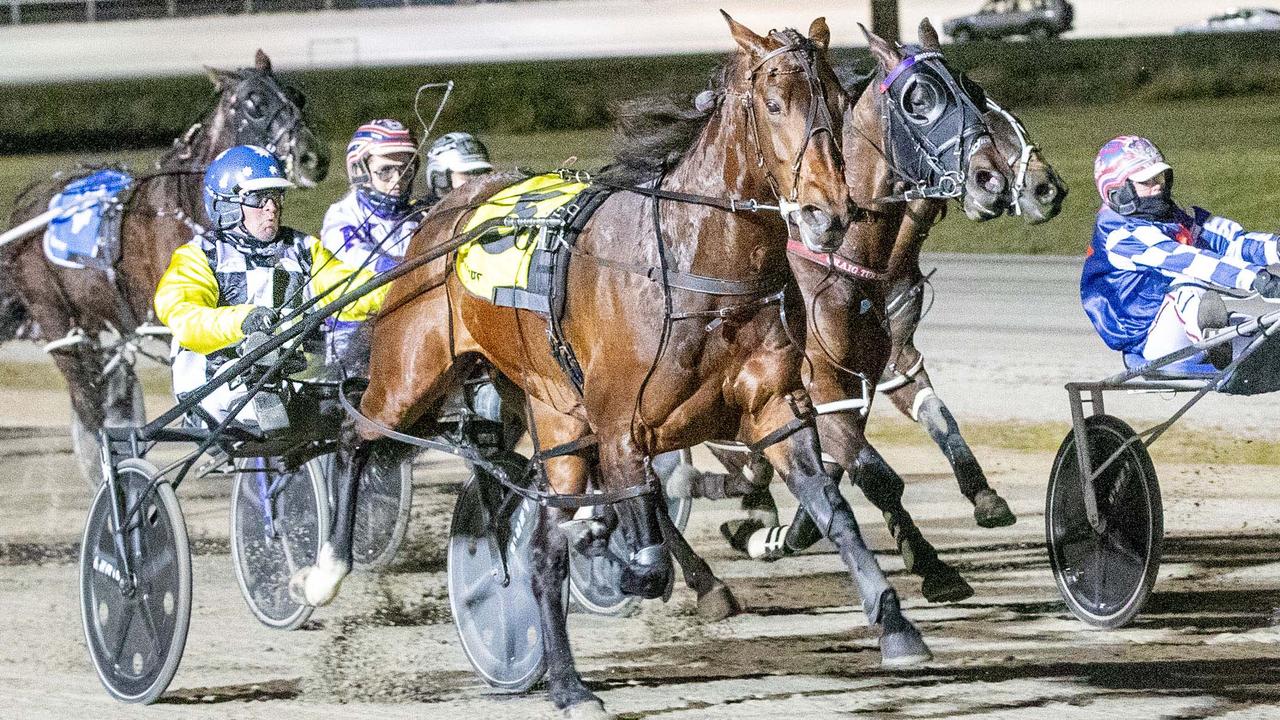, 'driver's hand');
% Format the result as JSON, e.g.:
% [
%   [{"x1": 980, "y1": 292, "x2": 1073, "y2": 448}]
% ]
[{"x1": 240, "y1": 306, "x2": 279, "y2": 335}]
